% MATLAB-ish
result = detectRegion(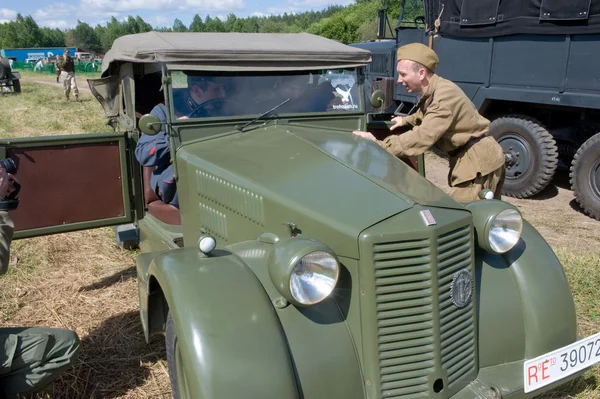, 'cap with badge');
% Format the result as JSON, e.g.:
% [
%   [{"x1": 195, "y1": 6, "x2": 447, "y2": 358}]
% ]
[{"x1": 396, "y1": 43, "x2": 439, "y2": 72}]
